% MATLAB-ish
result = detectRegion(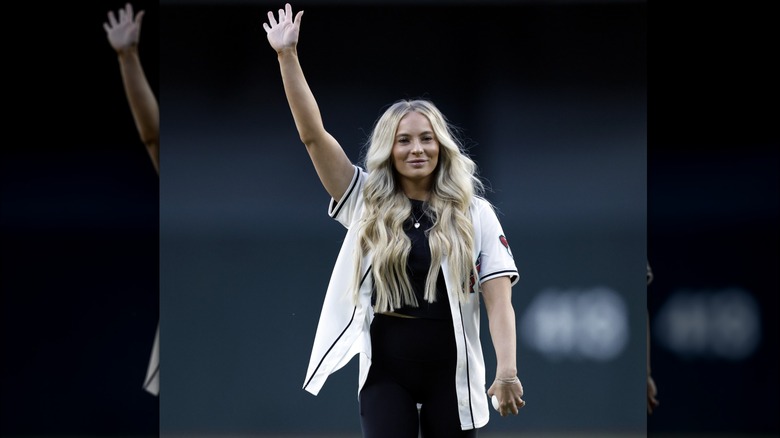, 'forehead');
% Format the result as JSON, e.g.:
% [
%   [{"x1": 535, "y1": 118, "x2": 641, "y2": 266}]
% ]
[{"x1": 396, "y1": 111, "x2": 433, "y2": 134}]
